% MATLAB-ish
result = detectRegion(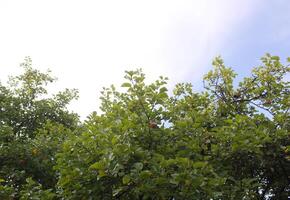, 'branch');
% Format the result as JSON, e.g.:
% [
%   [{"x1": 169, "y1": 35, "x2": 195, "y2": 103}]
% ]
[{"x1": 249, "y1": 101, "x2": 274, "y2": 116}]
